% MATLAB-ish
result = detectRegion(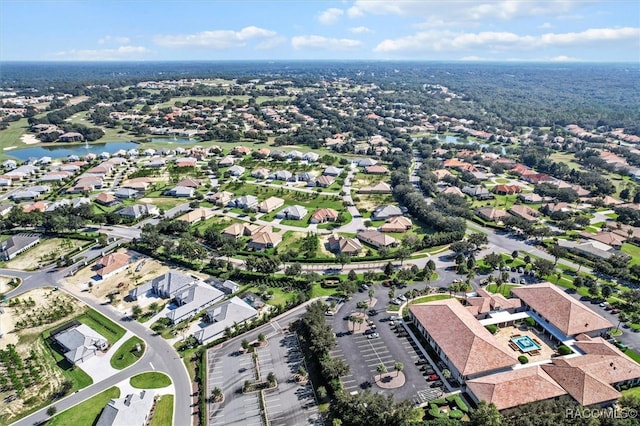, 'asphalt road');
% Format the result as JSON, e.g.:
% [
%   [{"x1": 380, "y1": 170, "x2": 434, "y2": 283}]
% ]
[{"x1": 3, "y1": 253, "x2": 192, "y2": 426}]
